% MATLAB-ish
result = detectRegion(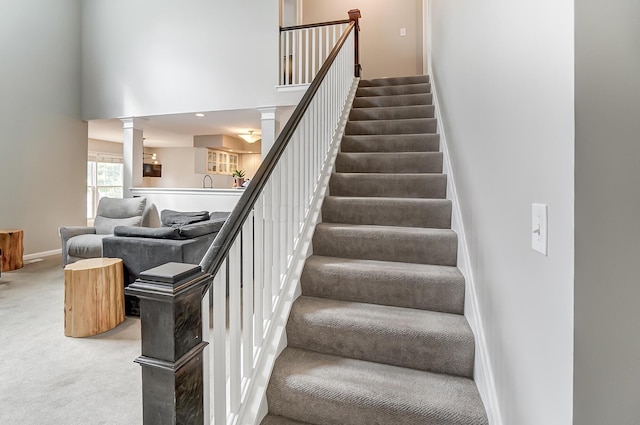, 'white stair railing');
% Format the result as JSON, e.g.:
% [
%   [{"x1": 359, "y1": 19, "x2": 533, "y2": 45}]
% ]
[
  {"x1": 279, "y1": 20, "x2": 350, "y2": 86},
  {"x1": 199, "y1": 21, "x2": 358, "y2": 425}
]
